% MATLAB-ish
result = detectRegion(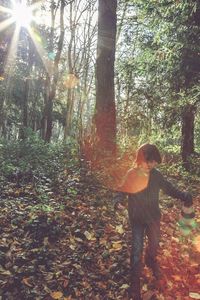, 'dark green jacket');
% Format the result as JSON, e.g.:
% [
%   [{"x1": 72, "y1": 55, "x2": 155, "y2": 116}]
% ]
[{"x1": 114, "y1": 168, "x2": 192, "y2": 224}]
